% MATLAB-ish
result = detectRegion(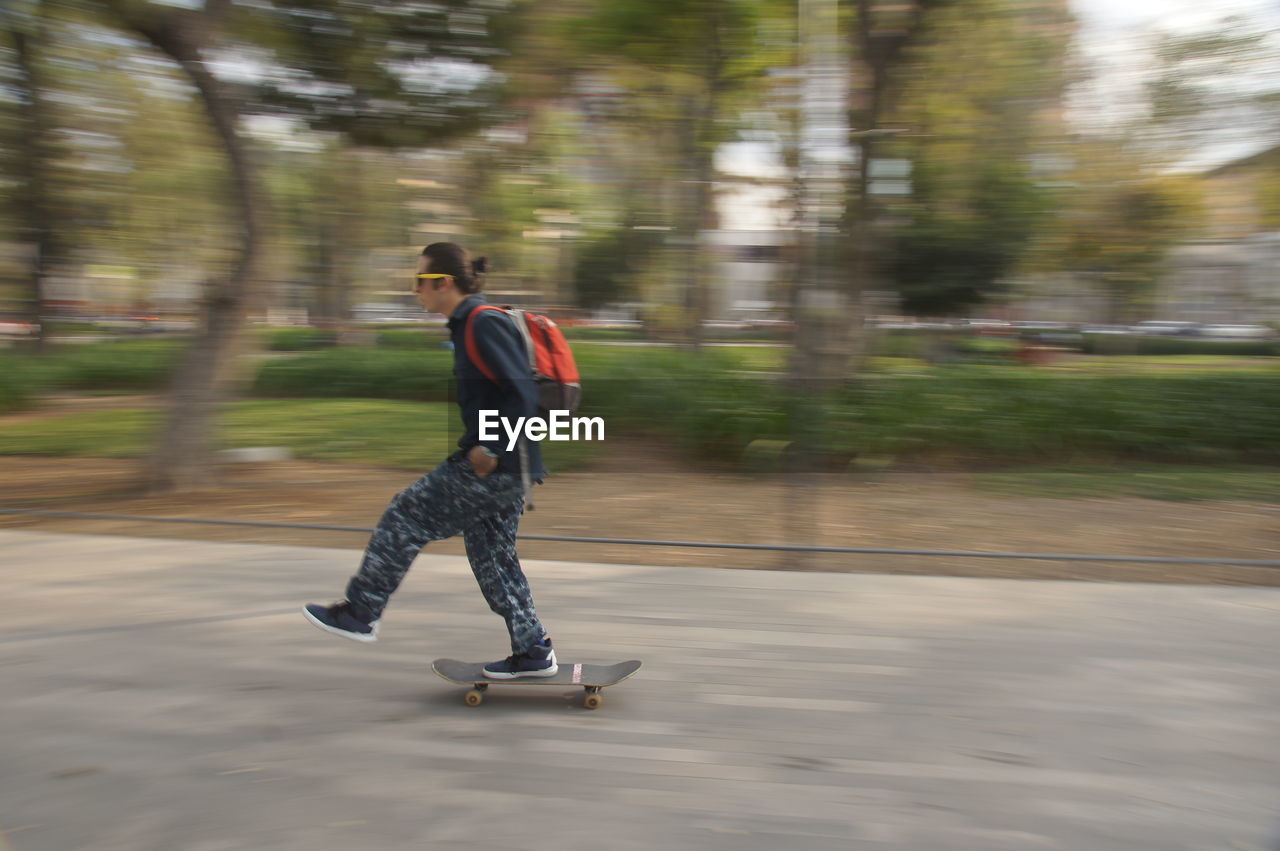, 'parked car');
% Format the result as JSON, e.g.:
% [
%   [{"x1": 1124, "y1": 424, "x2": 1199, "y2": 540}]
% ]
[
  {"x1": 1012, "y1": 320, "x2": 1076, "y2": 330},
  {"x1": 745, "y1": 318, "x2": 795, "y2": 331},
  {"x1": 570, "y1": 318, "x2": 642, "y2": 329},
  {"x1": 0, "y1": 320, "x2": 37, "y2": 338},
  {"x1": 1197, "y1": 324, "x2": 1275, "y2": 339},
  {"x1": 1131, "y1": 320, "x2": 1200, "y2": 337}
]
